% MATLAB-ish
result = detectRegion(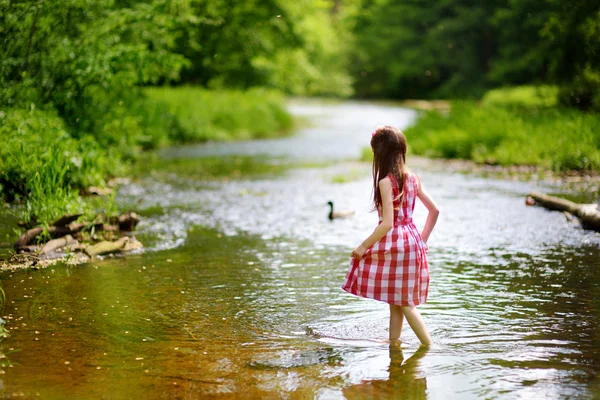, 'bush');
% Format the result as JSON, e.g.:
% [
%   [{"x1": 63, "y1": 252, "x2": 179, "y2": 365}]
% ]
[
  {"x1": 0, "y1": 107, "x2": 123, "y2": 225},
  {"x1": 79, "y1": 86, "x2": 179, "y2": 158}
]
